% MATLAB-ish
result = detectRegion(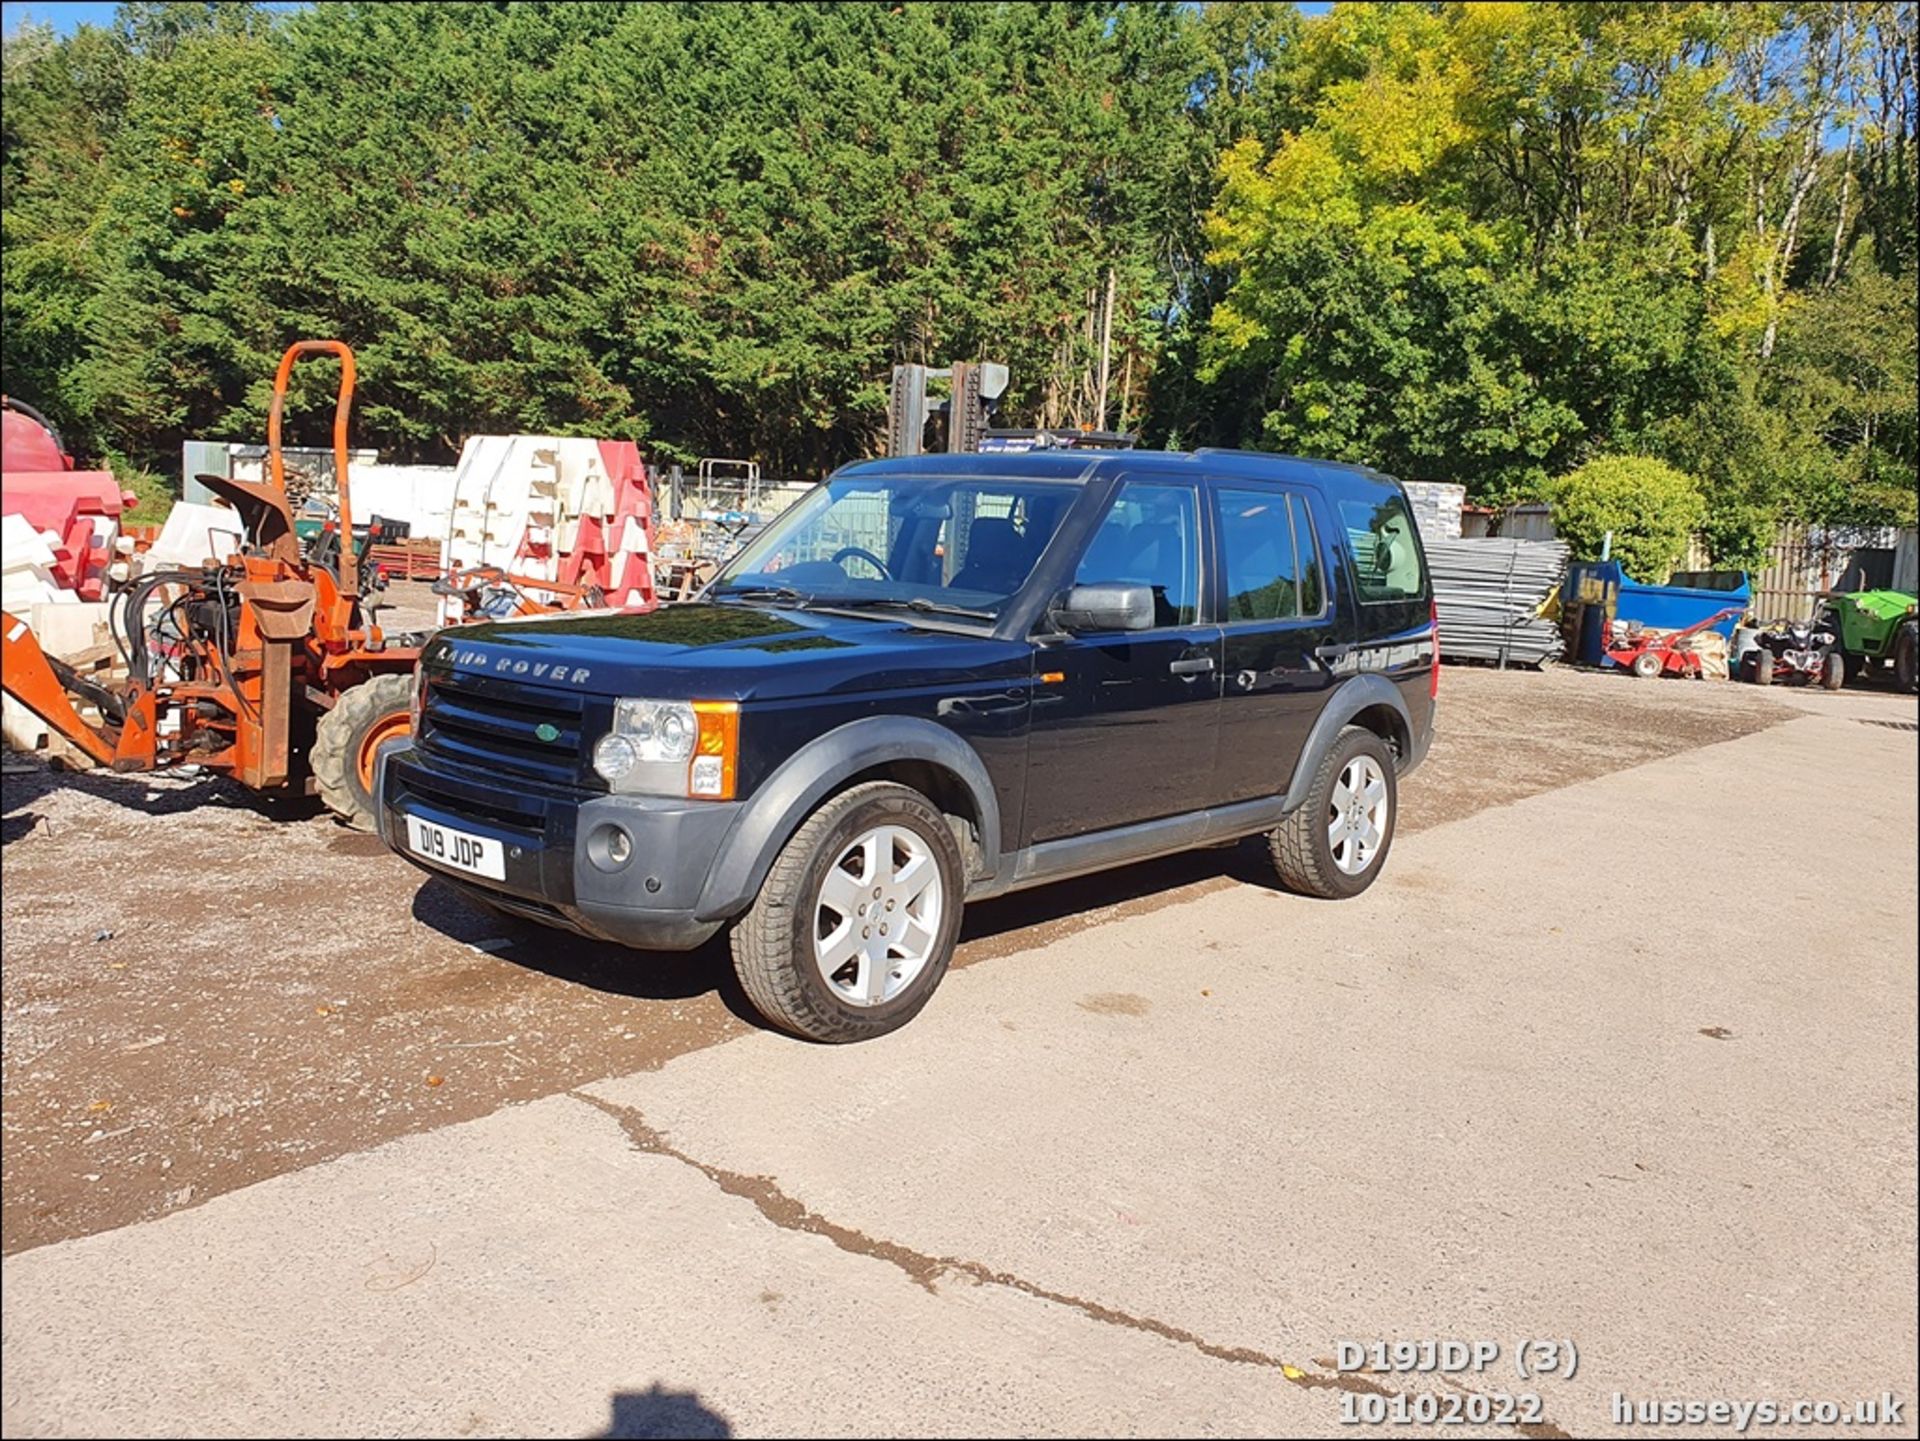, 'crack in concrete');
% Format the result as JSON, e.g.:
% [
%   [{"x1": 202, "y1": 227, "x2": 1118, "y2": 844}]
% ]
[{"x1": 571, "y1": 1090, "x2": 1569, "y2": 1437}]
